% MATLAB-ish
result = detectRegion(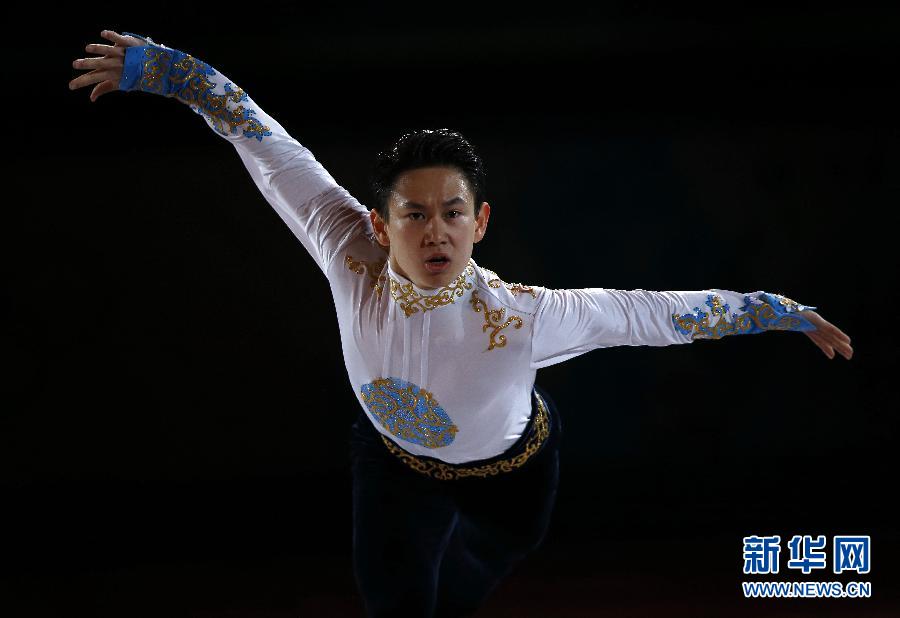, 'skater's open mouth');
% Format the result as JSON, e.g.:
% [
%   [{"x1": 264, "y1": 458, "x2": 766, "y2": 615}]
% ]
[{"x1": 424, "y1": 254, "x2": 451, "y2": 272}]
